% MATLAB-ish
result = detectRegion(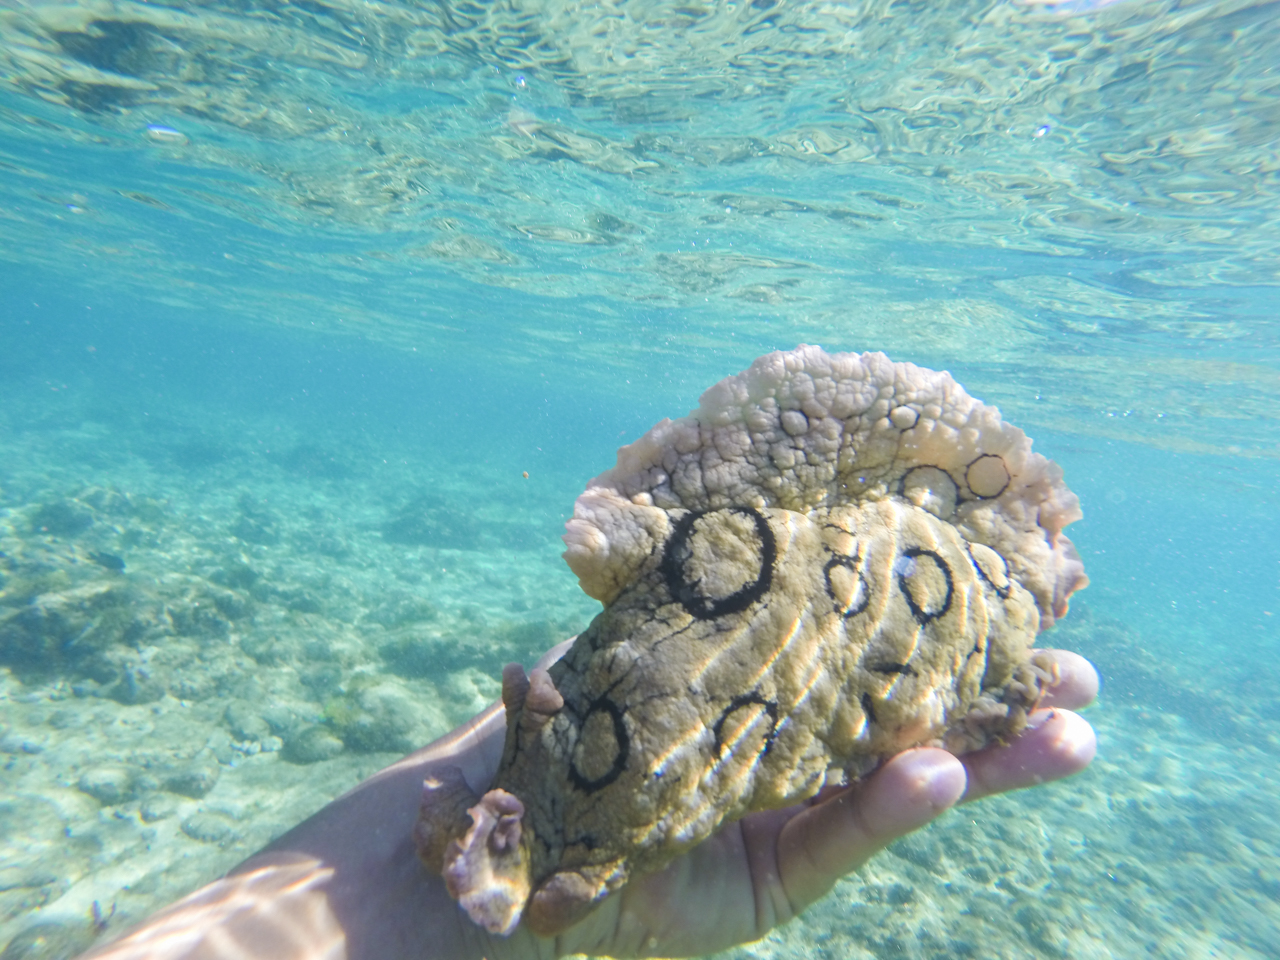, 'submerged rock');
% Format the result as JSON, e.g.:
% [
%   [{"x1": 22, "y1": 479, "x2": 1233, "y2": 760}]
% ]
[
  {"x1": 260, "y1": 703, "x2": 308, "y2": 739},
  {"x1": 240, "y1": 632, "x2": 299, "y2": 667},
  {"x1": 209, "y1": 559, "x2": 260, "y2": 592},
  {"x1": 378, "y1": 631, "x2": 457, "y2": 677},
  {"x1": 381, "y1": 495, "x2": 479, "y2": 548},
  {"x1": 326, "y1": 682, "x2": 422, "y2": 754},
  {"x1": 29, "y1": 499, "x2": 94, "y2": 538},
  {"x1": 366, "y1": 593, "x2": 439, "y2": 629},
  {"x1": 180, "y1": 812, "x2": 237, "y2": 845},
  {"x1": 87, "y1": 551, "x2": 125, "y2": 574},
  {"x1": 0, "y1": 582, "x2": 143, "y2": 673},
  {"x1": 224, "y1": 702, "x2": 270, "y2": 742},
  {"x1": 165, "y1": 590, "x2": 233, "y2": 640},
  {"x1": 76, "y1": 486, "x2": 138, "y2": 518},
  {"x1": 0, "y1": 921, "x2": 89, "y2": 960},
  {"x1": 0, "y1": 867, "x2": 59, "y2": 895},
  {"x1": 44, "y1": 709, "x2": 77, "y2": 730},
  {"x1": 1016, "y1": 903, "x2": 1071, "y2": 958},
  {"x1": 164, "y1": 762, "x2": 221, "y2": 799},
  {"x1": 104, "y1": 667, "x2": 165, "y2": 705},
  {"x1": 232, "y1": 494, "x2": 280, "y2": 546},
  {"x1": 0, "y1": 734, "x2": 43, "y2": 755},
  {"x1": 281, "y1": 725, "x2": 345, "y2": 764},
  {"x1": 77, "y1": 765, "x2": 138, "y2": 806},
  {"x1": 139, "y1": 795, "x2": 176, "y2": 823}
]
